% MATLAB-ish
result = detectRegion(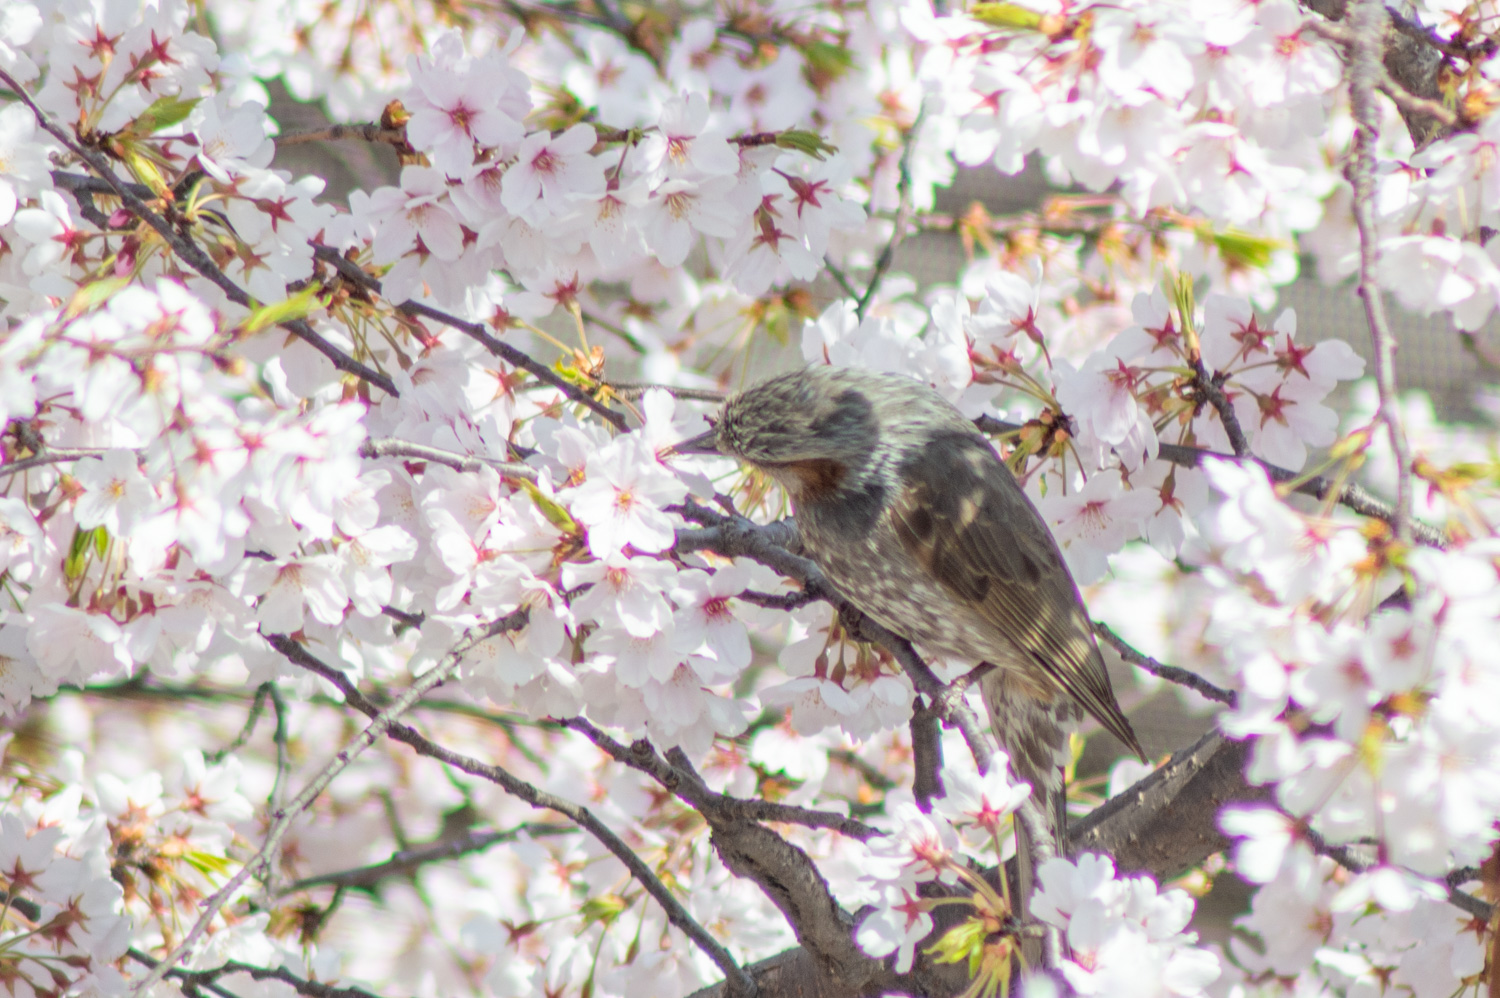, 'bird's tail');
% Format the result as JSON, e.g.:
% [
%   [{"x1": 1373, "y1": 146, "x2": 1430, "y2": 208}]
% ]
[{"x1": 982, "y1": 675, "x2": 1078, "y2": 968}]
